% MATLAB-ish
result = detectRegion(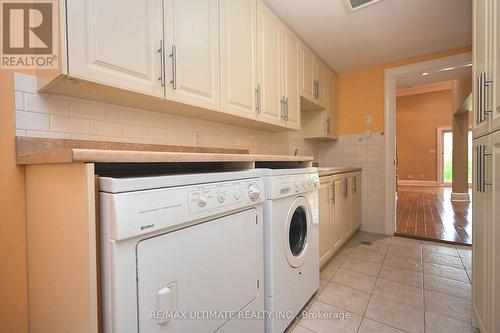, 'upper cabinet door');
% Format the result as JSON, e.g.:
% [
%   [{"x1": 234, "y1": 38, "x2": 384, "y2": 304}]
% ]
[
  {"x1": 473, "y1": 0, "x2": 492, "y2": 138},
  {"x1": 220, "y1": 0, "x2": 258, "y2": 119},
  {"x1": 492, "y1": 0, "x2": 500, "y2": 132},
  {"x1": 317, "y1": 61, "x2": 328, "y2": 108},
  {"x1": 300, "y1": 44, "x2": 315, "y2": 102},
  {"x1": 281, "y1": 25, "x2": 300, "y2": 130},
  {"x1": 257, "y1": 1, "x2": 282, "y2": 126},
  {"x1": 328, "y1": 71, "x2": 339, "y2": 139},
  {"x1": 165, "y1": 0, "x2": 220, "y2": 111},
  {"x1": 66, "y1": 0, "x2": 164, "y2": 97}
]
